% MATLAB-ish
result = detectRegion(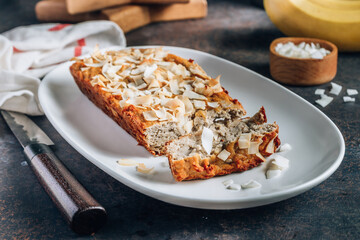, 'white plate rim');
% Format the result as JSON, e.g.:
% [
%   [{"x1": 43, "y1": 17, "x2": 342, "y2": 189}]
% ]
[{"x1": 39, "y1": 45, "x2": 345, "y2": 209}]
